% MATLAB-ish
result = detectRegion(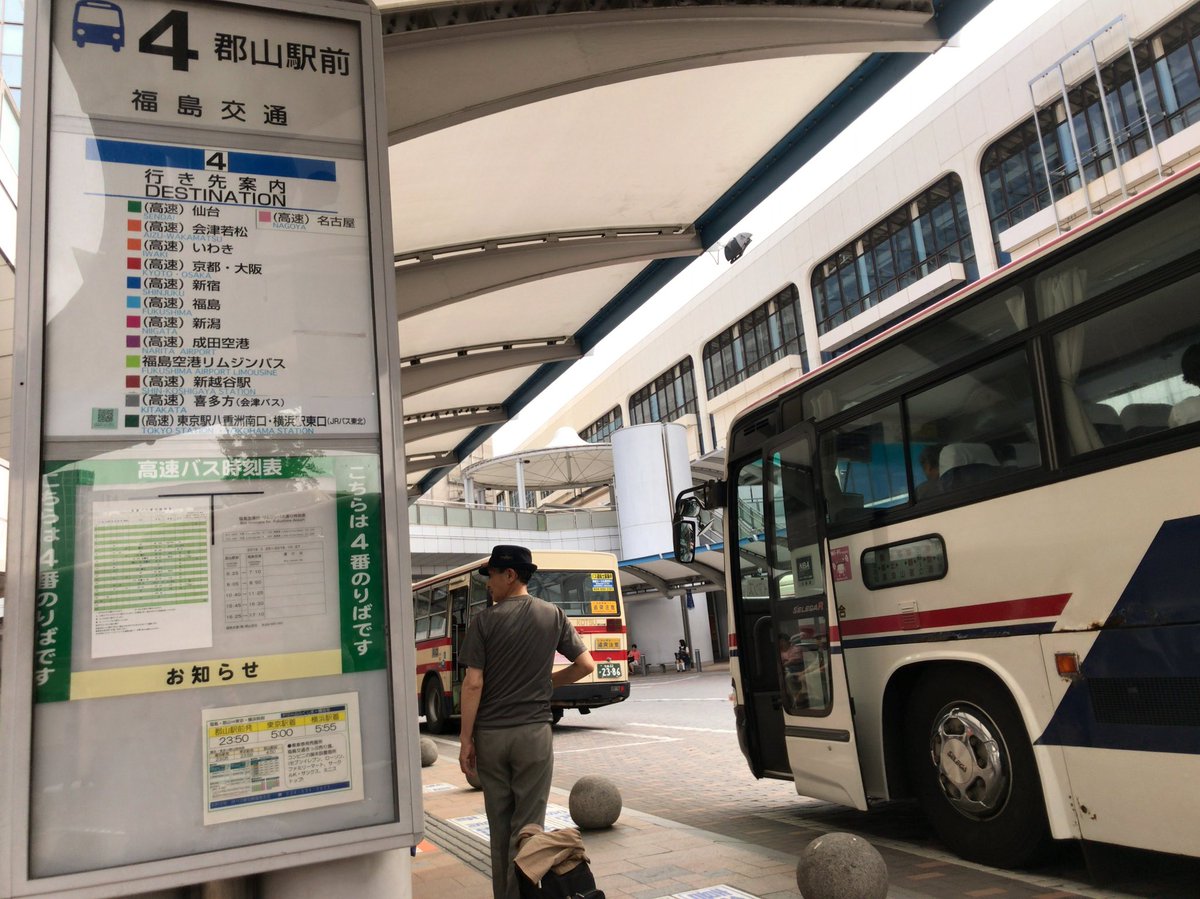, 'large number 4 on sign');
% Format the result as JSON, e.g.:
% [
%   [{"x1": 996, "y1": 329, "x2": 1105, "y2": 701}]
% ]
[{"x1": 139, "y1": 10, "x2": 199, "y2": 72}]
